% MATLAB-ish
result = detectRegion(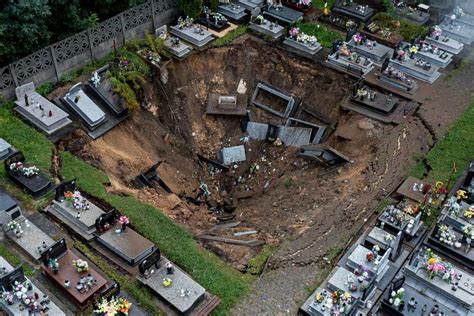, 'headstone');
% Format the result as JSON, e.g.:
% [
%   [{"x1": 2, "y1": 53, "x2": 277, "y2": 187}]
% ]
[
  {"x1": 0, "y1": 139, "x2": 12, "y2": 160},
  {"x1": 218, "y1": 145, "x2": 246, "y2": 165}
]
